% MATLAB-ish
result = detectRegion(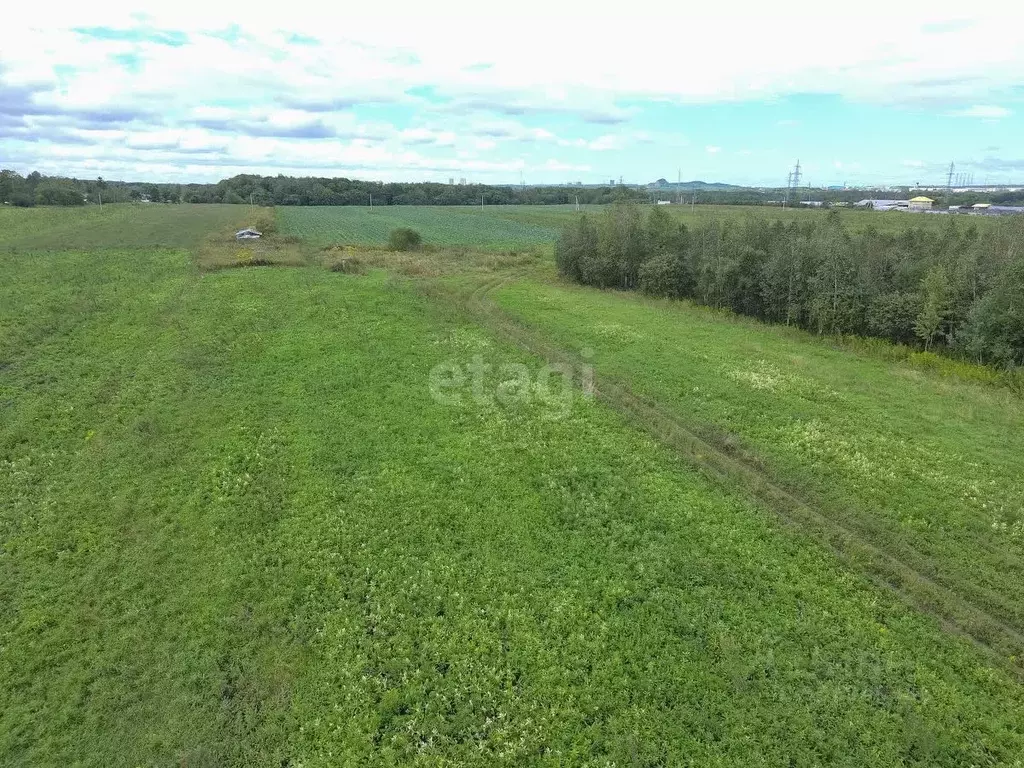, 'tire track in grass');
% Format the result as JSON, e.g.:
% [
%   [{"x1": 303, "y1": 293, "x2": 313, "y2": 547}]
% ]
[{"x1": 423, "y1": 271, "x2": 1024, "y2": 676}]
